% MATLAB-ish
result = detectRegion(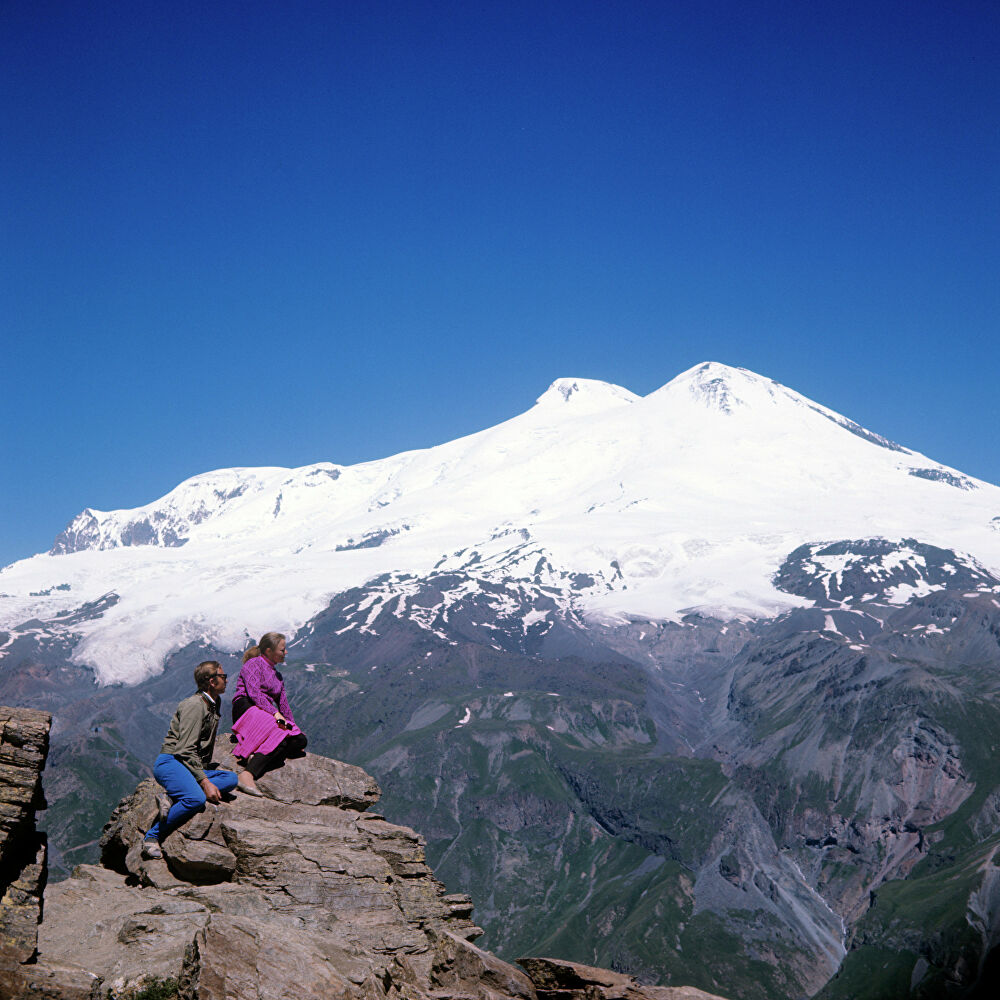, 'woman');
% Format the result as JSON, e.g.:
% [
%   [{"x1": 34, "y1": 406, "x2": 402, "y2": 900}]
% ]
[{"x1": 231, "y1": 631, "x2": 307, "y2": 794}]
